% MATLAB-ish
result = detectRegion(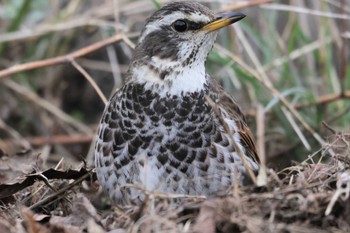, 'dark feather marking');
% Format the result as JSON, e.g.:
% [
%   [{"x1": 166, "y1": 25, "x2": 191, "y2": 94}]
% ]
[
  {"x1": 160, "y1": 70, "x2": 170, "y2": 80},
  {"x1": 157, "y1": 153, "x2": 168, "y2": 165},
  {"x1": 169, "y1": 159, "x2": 180, "y2": 169},
  {"x1": 173, "y1": 147, "x2": 188, "y2": 161}
]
